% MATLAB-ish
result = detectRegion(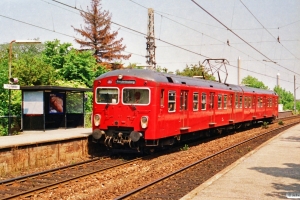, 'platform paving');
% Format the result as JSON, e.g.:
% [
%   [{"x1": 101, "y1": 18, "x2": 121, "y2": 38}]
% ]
[
  {"x1": 0, "y1": 128, "x2": 92, "y2": 149},
  {"x1": 181, "y1": 124, "x2": 300, "y2": 200}
]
